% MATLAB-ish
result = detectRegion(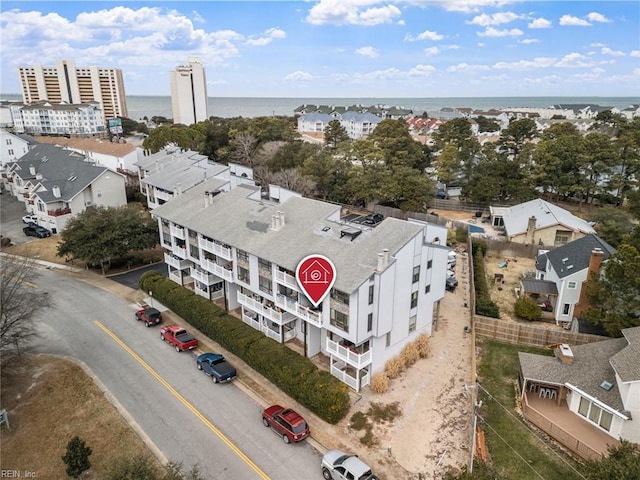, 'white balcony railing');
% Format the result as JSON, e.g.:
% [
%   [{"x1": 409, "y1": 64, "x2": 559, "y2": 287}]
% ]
[
  {"x1": 170, "y1": 224, "x2": 186, "y2": 240},
  {"x1": 194, "y1": 284, "x2": 210, "y2": 299},
  {"x1": 155, "y1": 189, "x2": 171, "y2": 201},
  {"x1": 200, "y1": 258, "x2": 233, "y2": 282},
  {"x1": 242, "y1": 313, "x2": 261, "y2": 330},
  {"x1": 326, "y1": 338, "x2": 372, "y2": 369},
  {"x1": 191, "y1": 268, "x2": 217, "y2": 285},
  {"x1": 275, "y1": 270, "x2": 300, "y2": 291},
  {"x1": 237, "y1": 292, "x2": 296, "y2": 325},
  {"x1": 164, "y1": 252, "x2": 191, "y2": 270},
  {"x1": 275, "y1": 294, "x2": 322, "y2": 328},
  {"x1": 198, "y1": 237, "x2": 232, "y2": 260},
  {"x1": 168, "y1": 269, "x2": 183, "y2": 285},
  {"x1": 330, "y1": 362, "x2": 370, "y2": 392},
  {"x1": 171, "y1": 244, "x2": 187, "y2": 259}
]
